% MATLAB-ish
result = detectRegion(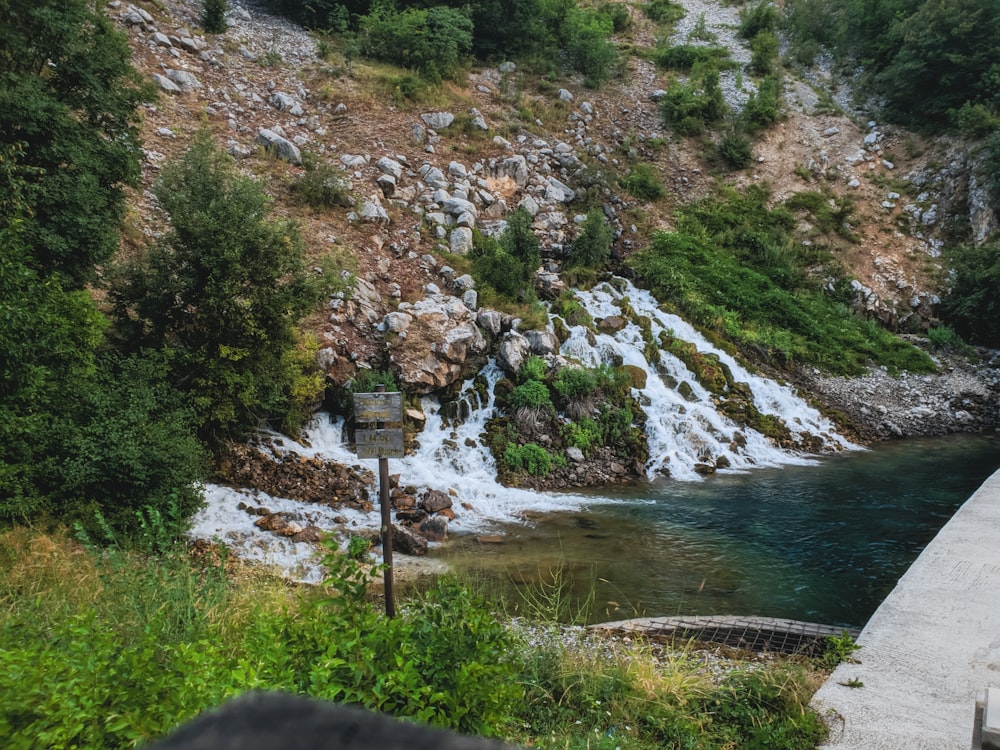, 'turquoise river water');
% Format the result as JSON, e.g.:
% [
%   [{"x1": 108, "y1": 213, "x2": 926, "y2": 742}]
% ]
[{"x1": 434, "y1": 434, "x2": 1000, "y2": 627}]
